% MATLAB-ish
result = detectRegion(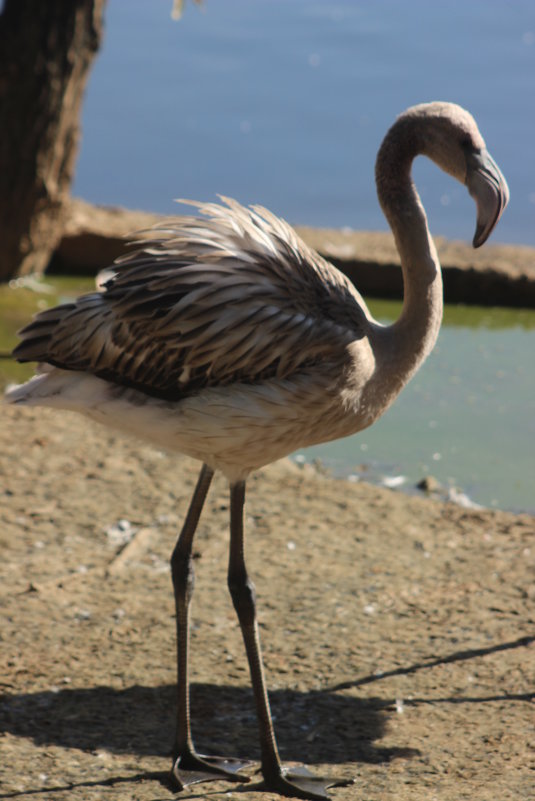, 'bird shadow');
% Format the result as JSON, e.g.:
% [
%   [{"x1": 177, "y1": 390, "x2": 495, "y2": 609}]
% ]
[
  {"x1": 0, "y1": 681, "x2": 413, "y2": 769},
  {"x1": 4, "y1": 634, "x2": 530, "y2": 799},
  {"x1": 4, "y1": 634, "x2": 530, "y2": 773}
]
